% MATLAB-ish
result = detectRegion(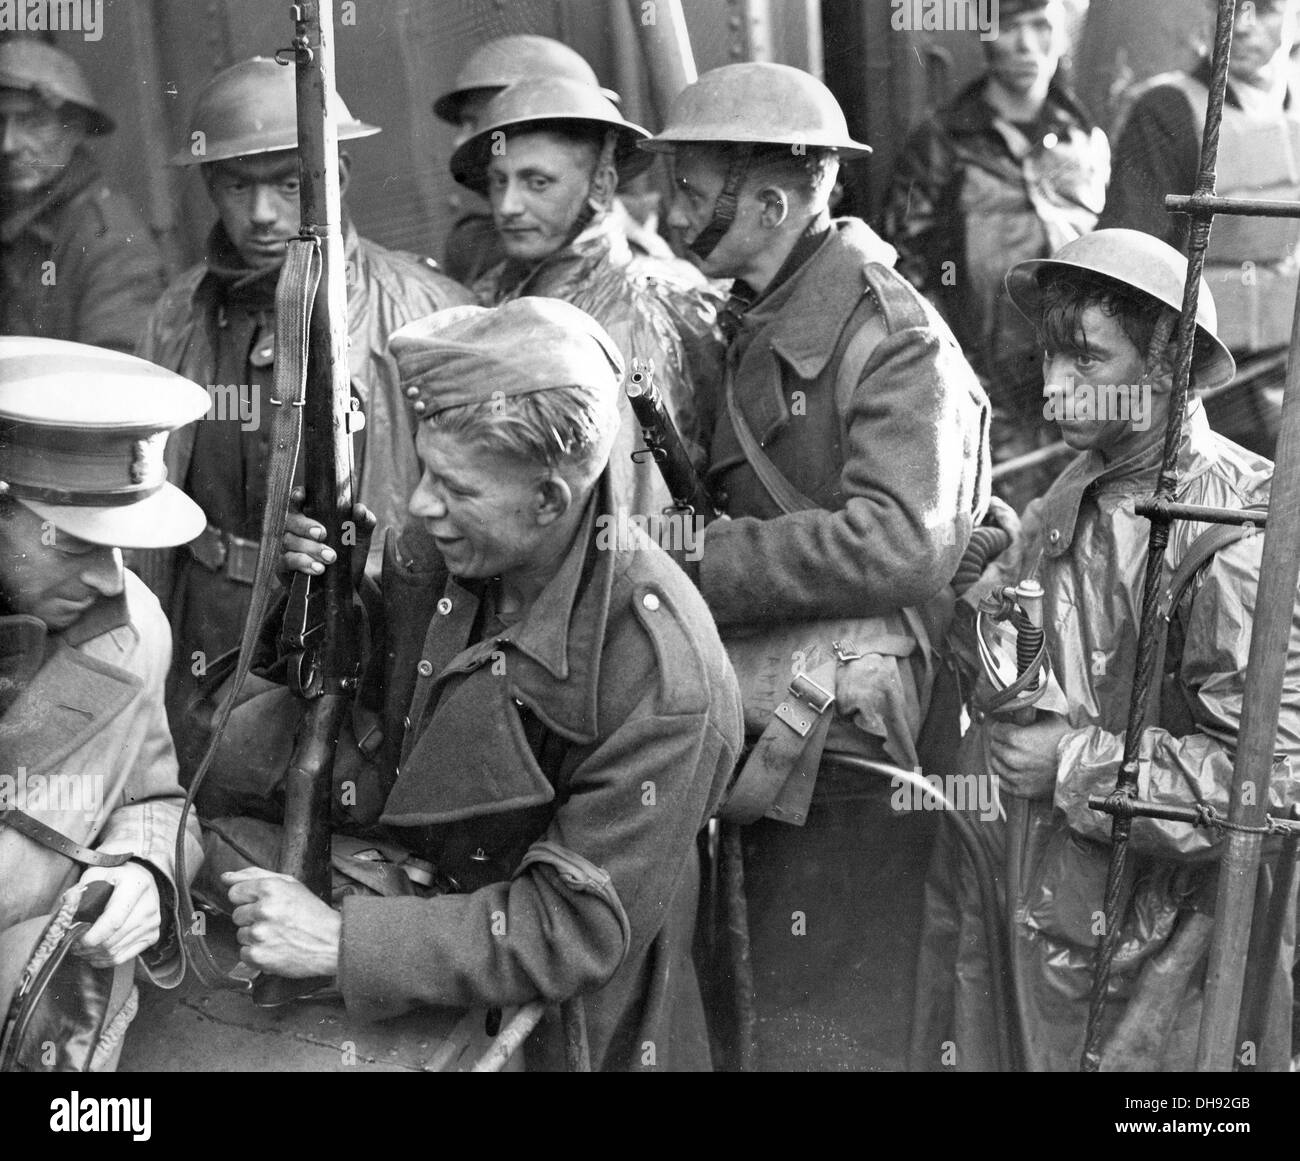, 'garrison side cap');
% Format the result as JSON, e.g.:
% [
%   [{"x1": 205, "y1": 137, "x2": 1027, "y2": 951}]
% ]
[
  {"x1": 0, "y1": 338, "x2": 209, "y2": 549},
  {"x1": 1005, "y1": 228, "x2": 1237, "y2": 392},
  {"x1": 391, "y1": 298, "x2": 625, "y2": 419}
]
